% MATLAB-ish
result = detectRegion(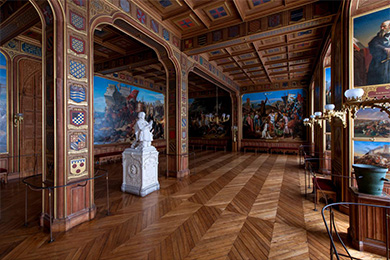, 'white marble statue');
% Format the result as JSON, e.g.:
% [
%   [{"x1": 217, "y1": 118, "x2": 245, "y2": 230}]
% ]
[
  {"x1": 122, "y1": 111, "x2": 159, "y2": 197},
  {"x1": 131, "y1": 112, "x2": 153, "y2": 149}
]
